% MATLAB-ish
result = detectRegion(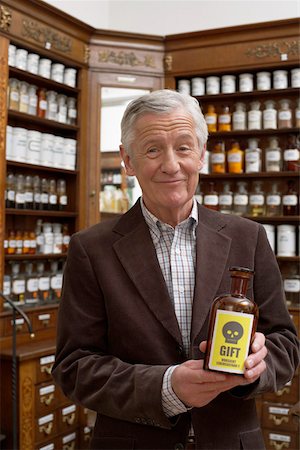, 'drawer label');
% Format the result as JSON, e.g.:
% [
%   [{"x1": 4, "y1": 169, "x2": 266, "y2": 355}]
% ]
[
  {"x1": 39, "y1": 444, "x2": 54, "y2": 450},
  {"x1": 38, "y1": 314, "x2": 51, "y2": 321},
  {"x1": 40, "y1": 355, "x2": 55, "y2": 365},
  {"x1": 269, "y1": 433, "x2": 291, "y2": 443},
  {"x1": 39, "y1": 385, "x2": 55, "y2": 396},
  {"x1": 62, "y1": 432, "x2": 76, "y2": 444},
  {"x1": 38, "y1": 413, "x2": 54, "y2": 425},
  {"x1": 62, "y1": 404, "x2": 76, "y2": 415},
  {"x1": 269, "y1": 406, "x2": 289, "y2": 415}
]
